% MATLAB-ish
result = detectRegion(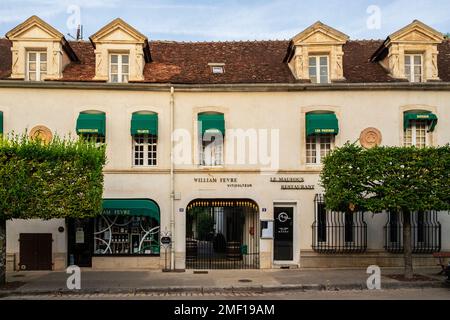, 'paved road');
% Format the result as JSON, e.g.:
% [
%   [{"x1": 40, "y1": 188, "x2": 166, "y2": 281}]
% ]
[{"x1": 2, "y1": 288, "x2": 449, "y2": 300}]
